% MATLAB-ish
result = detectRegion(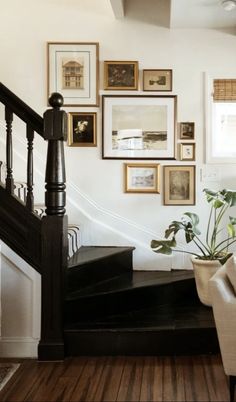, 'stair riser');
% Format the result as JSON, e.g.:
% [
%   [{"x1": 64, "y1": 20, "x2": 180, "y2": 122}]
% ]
[
  {"x1": 66, "y1": 250, "x2": 133, "y2": 293},
  {"x1": 65, "y1": 278, "x2": 198, "y2": 323},
  {"x1": 64, "y1": 327, "x2": 219, "y2": 356}
]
